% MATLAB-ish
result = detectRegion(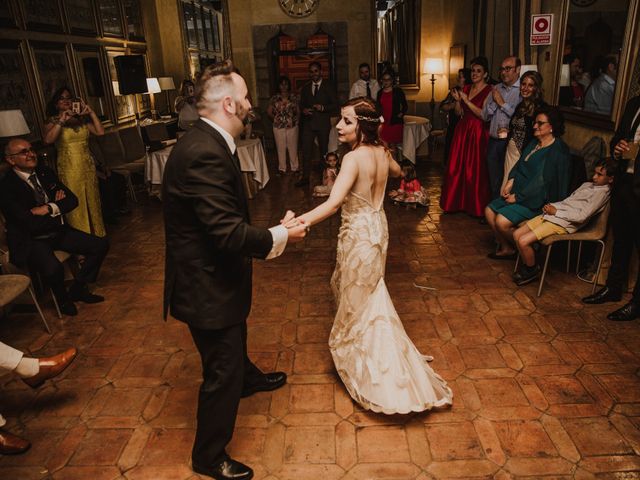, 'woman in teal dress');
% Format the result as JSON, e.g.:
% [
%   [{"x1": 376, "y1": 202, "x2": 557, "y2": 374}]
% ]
[
  {"x1": 43, "y1": 86, "x2": 106, "y2": 237},
  {"x1": 485, "y1": 106, "x2": 571, "y2": 259}
]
